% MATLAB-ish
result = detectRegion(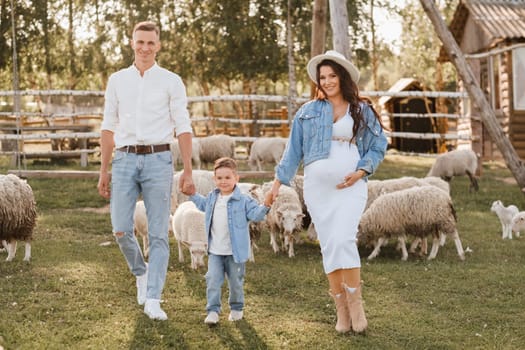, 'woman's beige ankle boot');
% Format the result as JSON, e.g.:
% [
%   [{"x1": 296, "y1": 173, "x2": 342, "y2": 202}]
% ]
[
  {"x1": 329, "y1": 290, "x2": 351, "y2": 333},
  {"x1": 342, "y1": 283, "x2": 368, "y2": 333}
]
